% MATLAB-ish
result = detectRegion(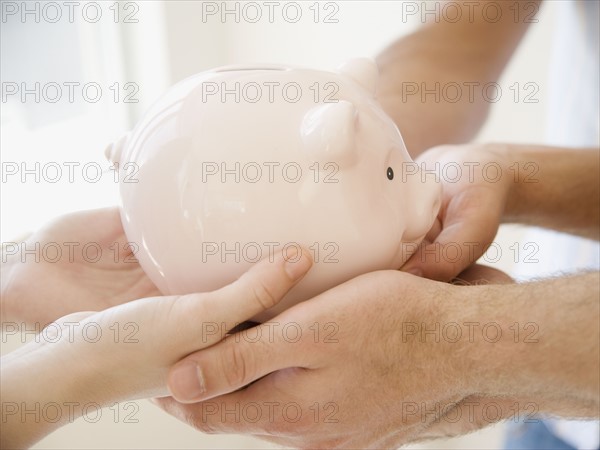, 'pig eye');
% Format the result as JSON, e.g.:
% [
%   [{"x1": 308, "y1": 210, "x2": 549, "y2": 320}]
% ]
[{"x1": 387, "y1": 167, "x2": 394, "y2": 180}]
